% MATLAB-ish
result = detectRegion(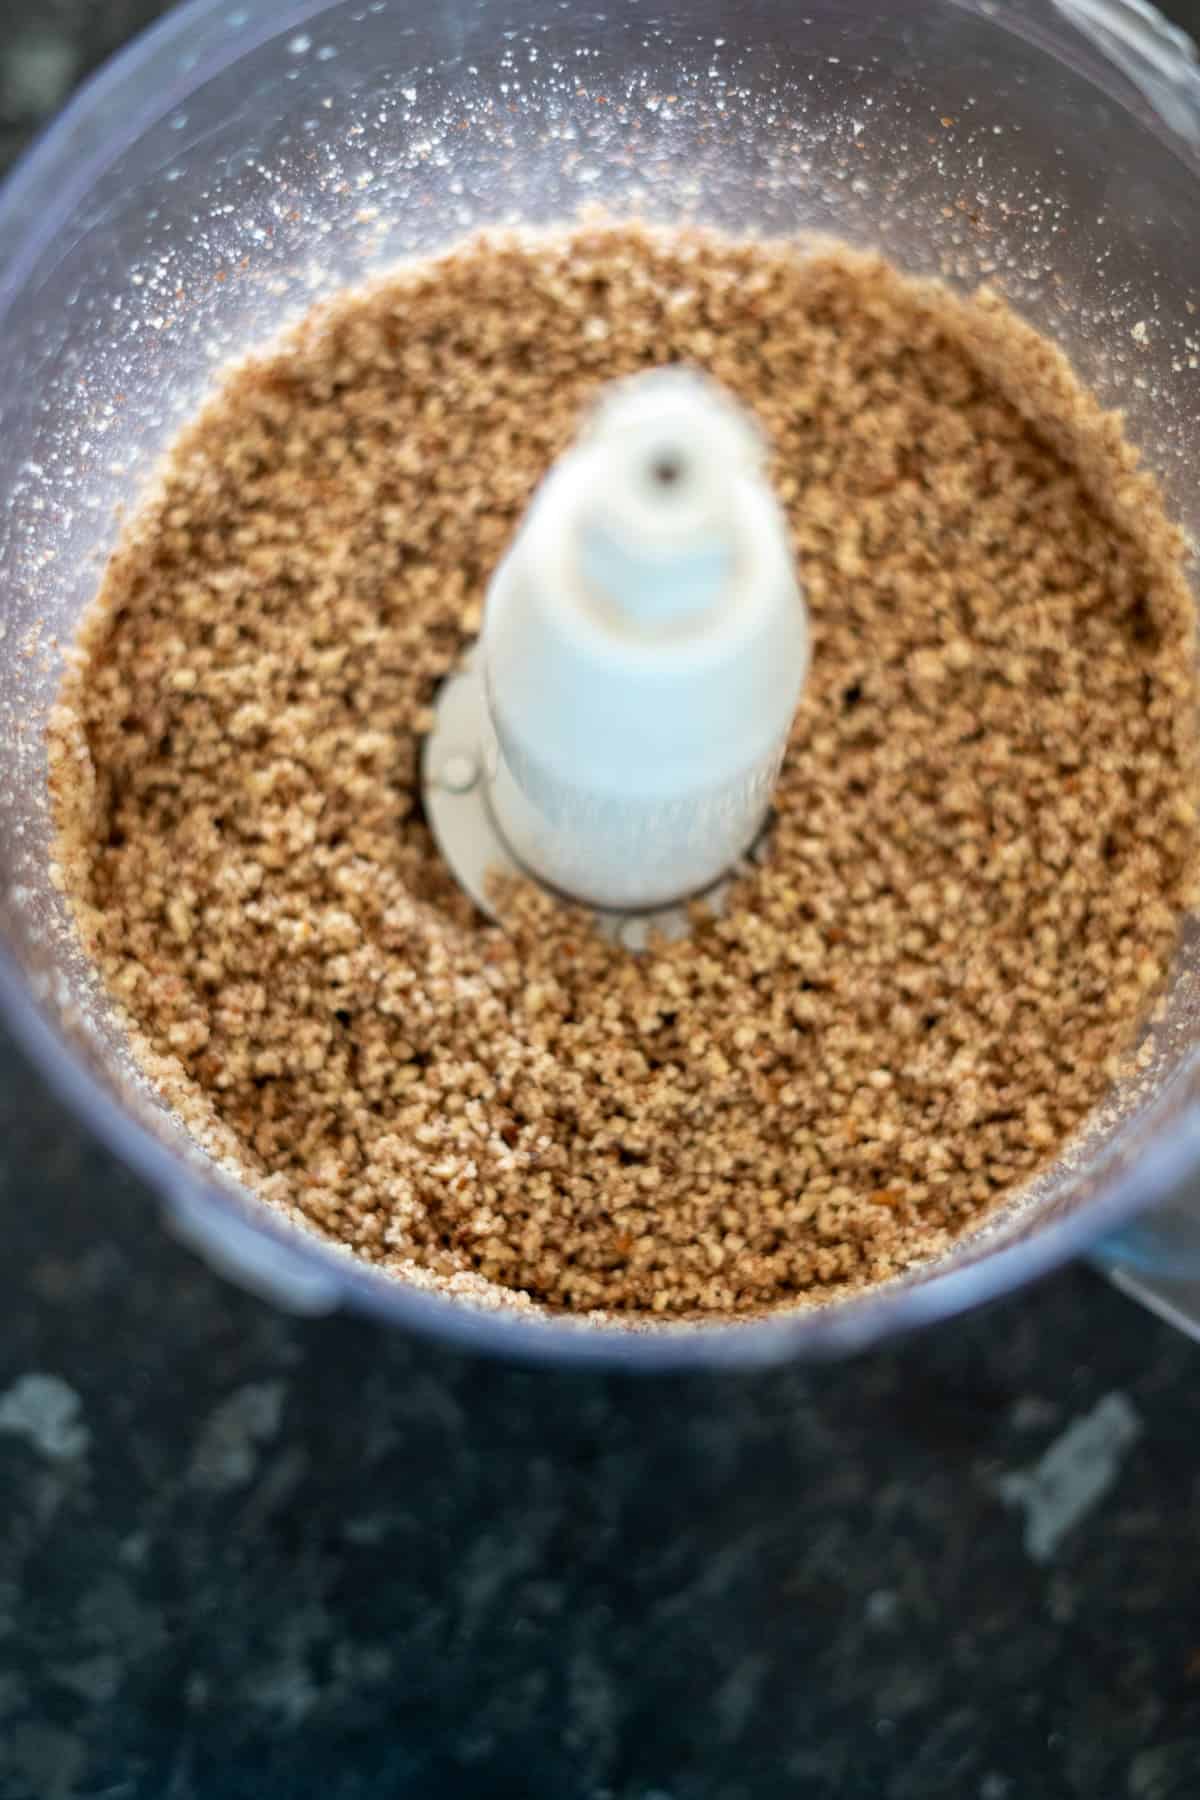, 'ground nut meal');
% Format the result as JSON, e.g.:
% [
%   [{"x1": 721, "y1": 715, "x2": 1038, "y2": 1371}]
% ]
[{"x1": 48, "y1": 224, "x2": 1200, "y2": 1319}]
